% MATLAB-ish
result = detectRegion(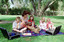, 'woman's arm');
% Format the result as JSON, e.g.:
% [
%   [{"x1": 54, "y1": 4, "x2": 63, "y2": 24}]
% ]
[{"x1": 20, "y1": 21, "x2": 26, "y2": 28}]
